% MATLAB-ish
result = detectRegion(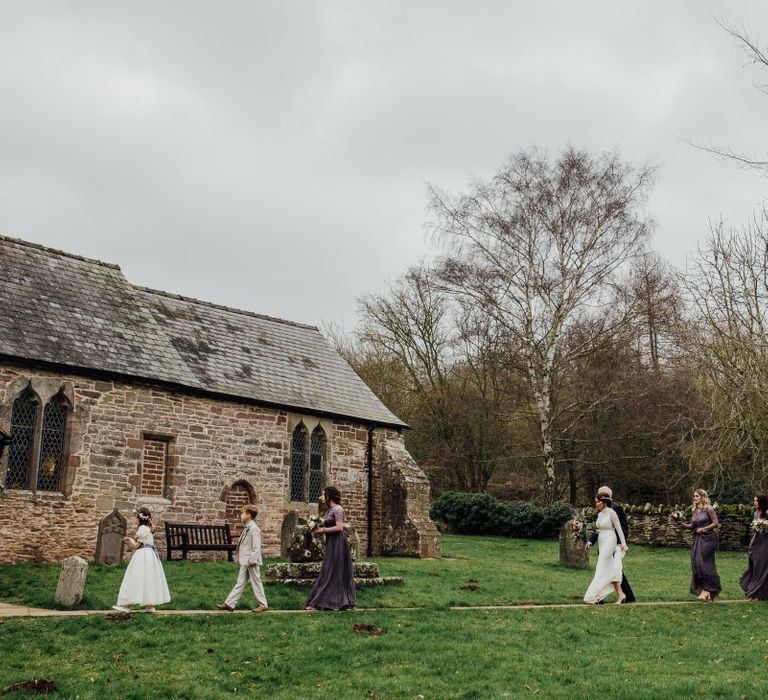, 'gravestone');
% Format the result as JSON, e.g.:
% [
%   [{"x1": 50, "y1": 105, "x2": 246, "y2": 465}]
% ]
[
  {"x1": 280, "y1": 510, "x2": 302, "y2": 559},
  {"x1": 559, "y1": 522, "x2": 589, "y2": 569},
  {"x1": 55, "y1": 556, "x2": 88, "y2": 606},
  {"x1": 95, "y1": 509, "x2": 127, "y2": 565}
]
